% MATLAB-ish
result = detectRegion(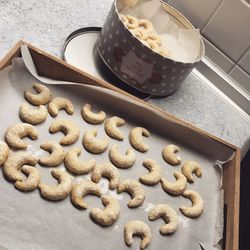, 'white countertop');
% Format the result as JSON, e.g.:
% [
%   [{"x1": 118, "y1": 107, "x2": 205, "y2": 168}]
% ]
[{"x1": 1, "y1": 0, "x2": 249, "y2": 157}]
